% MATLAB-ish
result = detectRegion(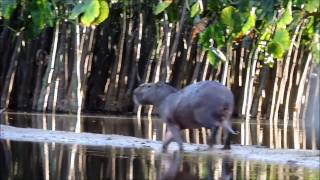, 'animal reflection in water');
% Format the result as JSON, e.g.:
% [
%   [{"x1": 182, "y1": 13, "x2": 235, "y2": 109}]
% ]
[{"x1": 158, "y1": 152, "x2": 233, "y2": 180}]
